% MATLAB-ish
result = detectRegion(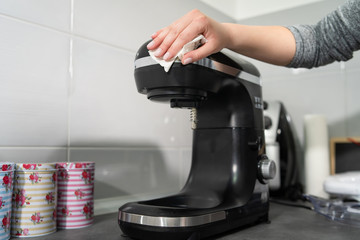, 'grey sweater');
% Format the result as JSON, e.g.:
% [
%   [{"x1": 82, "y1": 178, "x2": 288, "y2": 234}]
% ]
[{"x1": 287, "y1": 0, "x2": 360, "y2": 68}]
